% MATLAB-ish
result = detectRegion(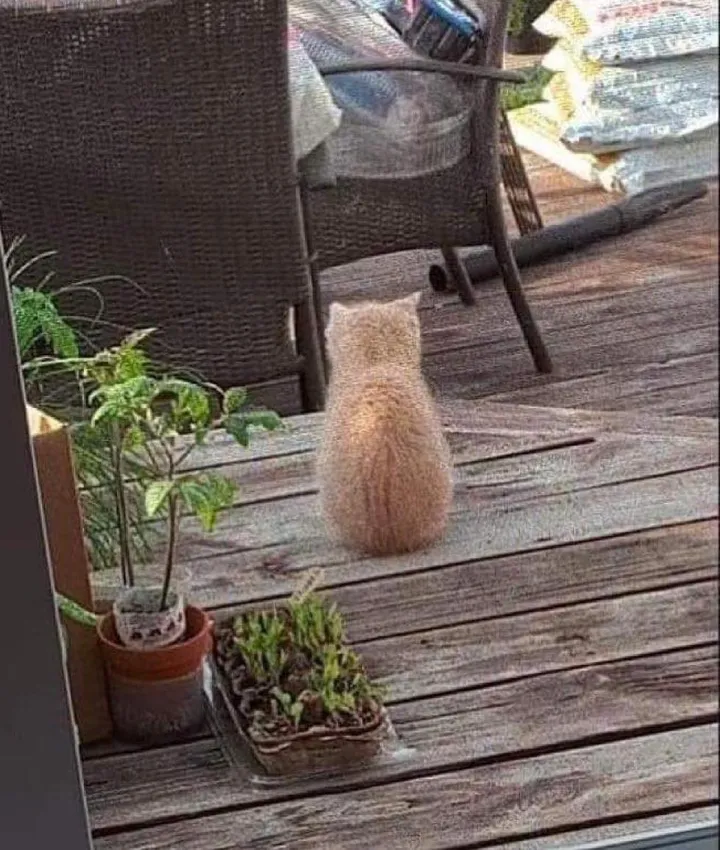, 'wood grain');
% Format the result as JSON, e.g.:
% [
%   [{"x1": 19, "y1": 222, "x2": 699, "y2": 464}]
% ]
[
  {"x1": 175, "y1": 399, "x2": 718, "y2": 475},
  {"x1": 428, "y1": 325, "x2": 718, "y2": 402},
  {"x1": 423, "y1": 277, "x2": 718, "y2": 359},
  {"x1": 169, "y1": 426, "x2": 716, "y2": 512},
  {"x1": 92, "y1": 462, "x2": 717, "y2": 610},
  {"x1": 213, "y1": 521, "x2": 718, "y2": 643},
  {"x1": 91, "y1": 725, "x2": 718, "y2": 848},
  {"x1": 490, "y1": 355, "x2": 719, "y2": 415},
  {"x1": 362, "y1": 582, "x2": 718, "y2": 700},
  {"x1": 492, "y1": 806, "x2": 719, "y2": 850},
  {"x1": 85, "y1": 647, "x2": 718, "y2": 832}
]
